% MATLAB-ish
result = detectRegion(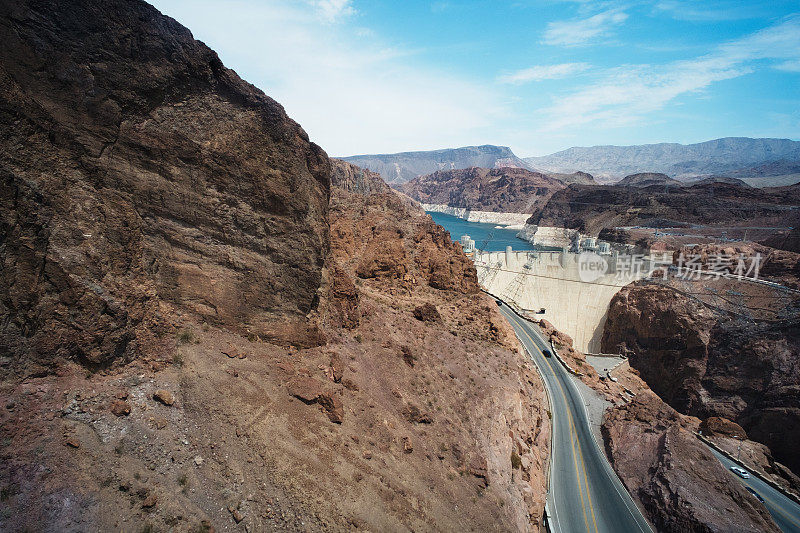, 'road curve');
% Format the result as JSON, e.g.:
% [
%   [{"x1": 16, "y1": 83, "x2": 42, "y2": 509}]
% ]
[
  {"x1": 497, "y1": 302, "x2": 653, "y2": 533},
  {"x1": 709, "y1": 448, "x2": 800, "y2": 533}
]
